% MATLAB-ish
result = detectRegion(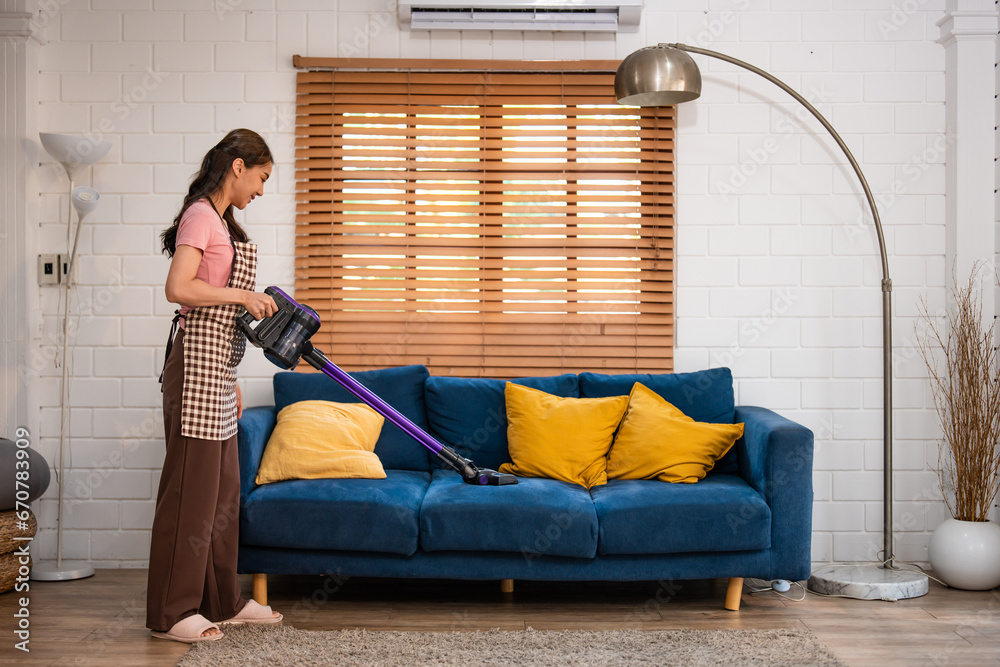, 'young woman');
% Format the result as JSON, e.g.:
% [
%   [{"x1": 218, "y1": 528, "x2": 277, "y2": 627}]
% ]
[{"x1": 147, "y1": 129, "x2": 282, "y2": 643}]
